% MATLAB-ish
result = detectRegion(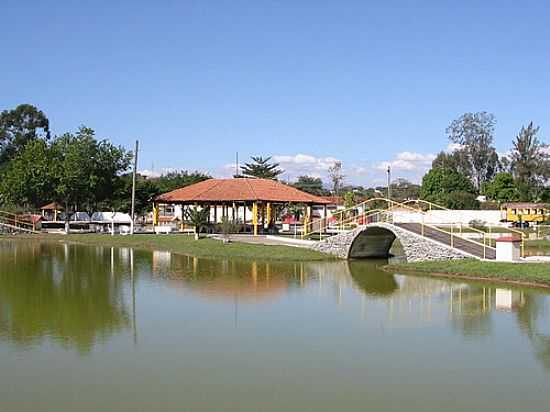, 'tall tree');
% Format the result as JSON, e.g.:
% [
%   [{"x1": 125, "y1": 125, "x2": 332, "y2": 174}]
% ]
[
  {"x1": 510, "y1": 122, "x2": 550, "y2": 201},
  {"x1": 432, "y1": 150, "x2": 472, "y2": 179},
  {"x1": 328, "y1": 161, "x2": 344, "y2": 195},
  {"x1": 420, "y1": 167, "x2": 478, "y2": 209},
  {"x1": 0, "y1": 139, "x2": 53, "y2": 208},
  {"x1": 292, "y1": 176, "x2": 328, "y2": 196},
  {"x1": 446, "y1": 112, "x2": 499, "y2": 190},
  {"x1": 49, "y1": 127, "x2": 131, "y2": 230},
  {"x1": 483, "y1": 172, "x2": 520, "y2": 203},
  {"x1": 240, "y1": 156, "x2": 283, "y2": 179},
  {"x1": 0, "y1": 104, "x2": 50, "y2": 166}
]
